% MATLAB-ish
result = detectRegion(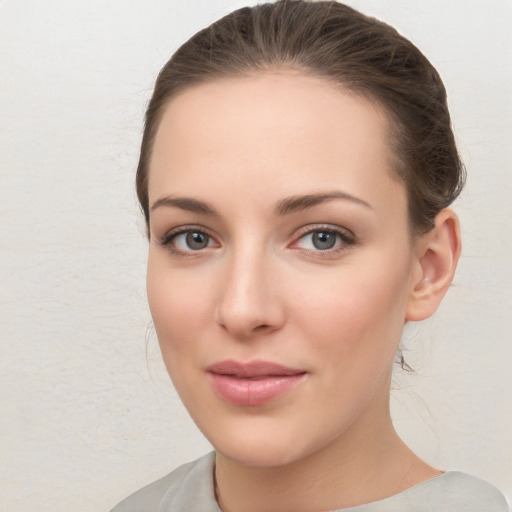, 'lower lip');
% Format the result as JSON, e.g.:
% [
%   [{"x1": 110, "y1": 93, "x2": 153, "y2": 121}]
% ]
[{"x1": 208, "y1": 373, "x2": 306, "y2": 406}]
